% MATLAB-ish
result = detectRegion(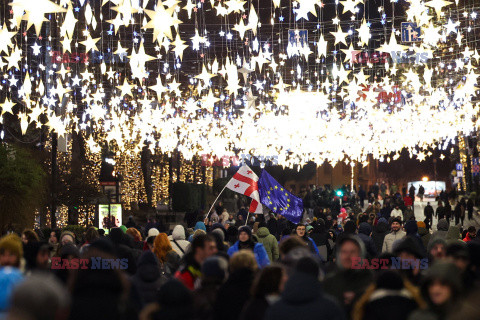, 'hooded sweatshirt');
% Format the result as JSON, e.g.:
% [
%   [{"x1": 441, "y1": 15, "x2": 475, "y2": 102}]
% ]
[
  {"x1": 169, "y1": 225, "x2": 190, "y2": 257},
  {"x1": 256, "y1": 227, "x2": 279, "y2": 262}
]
